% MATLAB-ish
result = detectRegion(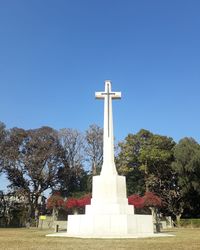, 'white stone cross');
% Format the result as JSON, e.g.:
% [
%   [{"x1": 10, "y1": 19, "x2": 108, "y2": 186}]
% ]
[
  {"x1": 95, "y1": 80, "x2": 121, "y2": 175},
  {"x1": 62, "y1": 80, "x2": 155, "y2": 238}
]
